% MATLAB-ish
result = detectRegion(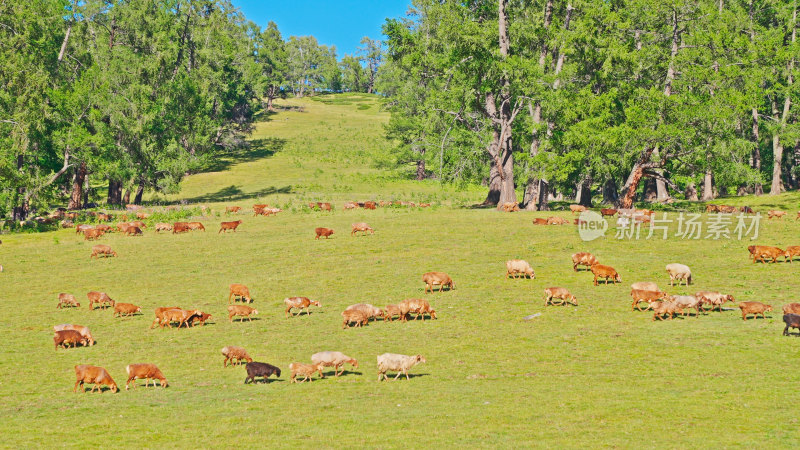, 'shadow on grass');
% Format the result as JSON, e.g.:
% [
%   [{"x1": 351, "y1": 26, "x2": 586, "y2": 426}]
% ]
[
  {"x1": 230, "y1": 317, "x2": 262, "y2": 323},
  {"x1": 176, "y1": 185, "x2": 292, "y2": 204},
  {"x1": 199, "y1": 137, "x2": 287, "y2": 173},
  {"x1": 244, "y1": 377, "x2": 283, "y2": 384},
  {"x1": 322, "y1": 370, "x2": 362, "y2": 378}
]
